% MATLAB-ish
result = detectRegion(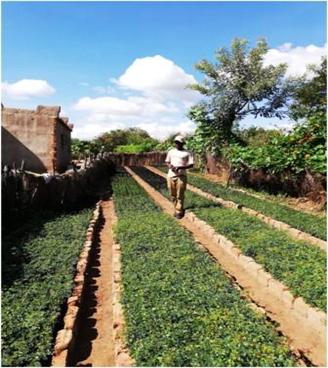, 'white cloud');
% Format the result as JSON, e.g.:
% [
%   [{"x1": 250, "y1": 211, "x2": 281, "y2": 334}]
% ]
[
  {"x1": 72, "y1": 55, "x2": 201, "y2": 140},
  {"x1": 2, "y1": 79, "x2": 55, "y2": 100},
  {"x1": 115, "y1": 54, "x2": 200, "y2": 103},
  {"x1": 74, "y1": 96, "x2": 143, "y2": 116},
  {"x1": 136, "y1": 120, "x2": 195, "y2": 139},
  {"x1": 264, "y1": 43, "x2": 326, "y2": 77}
]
